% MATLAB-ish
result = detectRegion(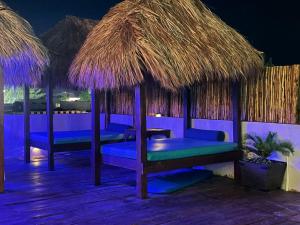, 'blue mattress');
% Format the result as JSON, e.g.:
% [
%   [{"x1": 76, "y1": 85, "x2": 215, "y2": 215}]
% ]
[
  {"x1": 102, "y1": 138, "x2": 238, "y2": 161},
  {"x1": 30, "y1": 130, "x2": 126, "y2": 145}
]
